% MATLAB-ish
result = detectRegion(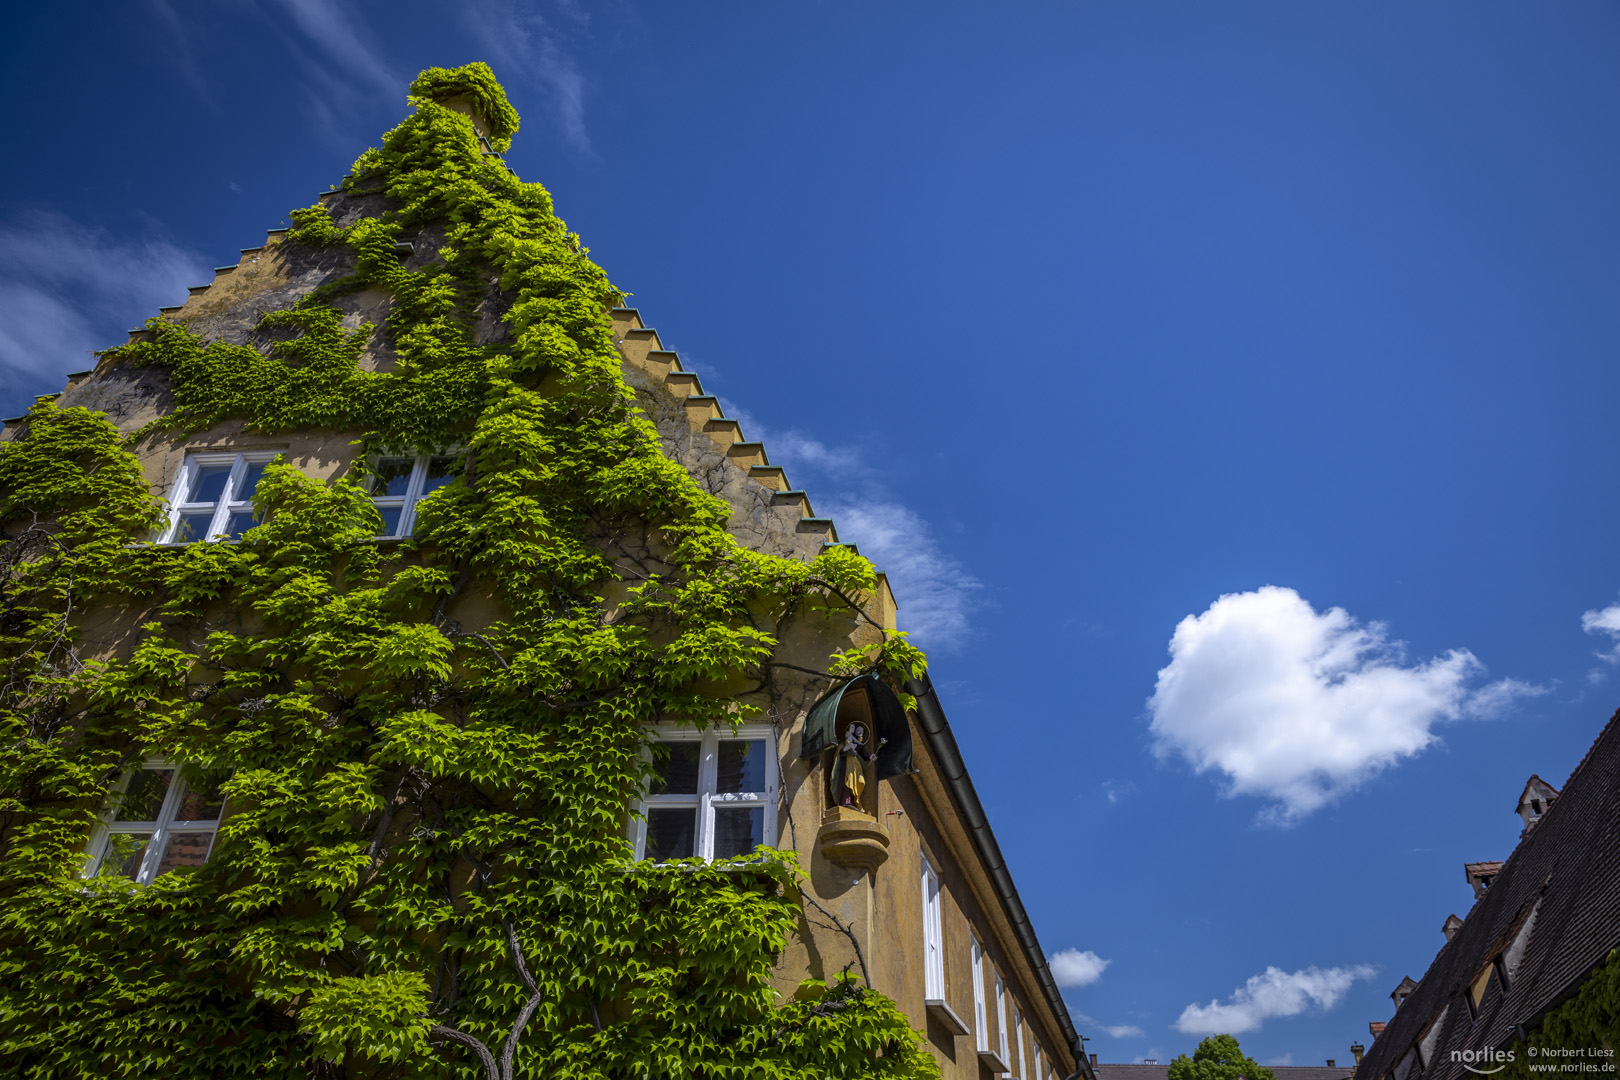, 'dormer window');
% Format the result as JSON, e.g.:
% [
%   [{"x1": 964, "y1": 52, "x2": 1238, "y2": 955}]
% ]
[
  {"x1": 161, "y1": 451, "x2": 278, "y2": 543},
  {"x1": 1466, "y1": 961, "x2": 1498, "y2": 1019},
  {"x1": 1517, "y1": 775, "x2": 1560, "y2": 835},
  {"x1": 370, "y1": 453, "x2": 458, "y2": 538}
]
